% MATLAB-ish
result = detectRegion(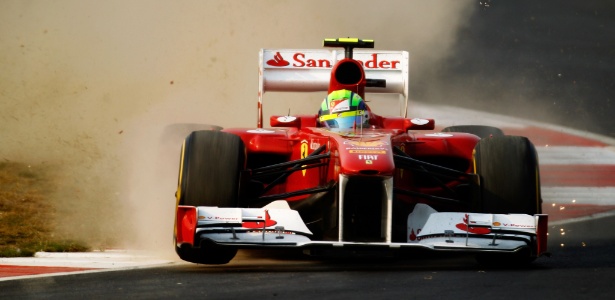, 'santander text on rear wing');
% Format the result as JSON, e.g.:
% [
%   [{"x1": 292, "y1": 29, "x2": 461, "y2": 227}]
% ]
[{"x1": 258, "y1": 49, "x2": 409, "y2": 127}]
